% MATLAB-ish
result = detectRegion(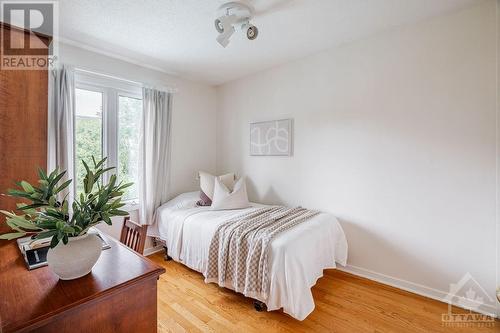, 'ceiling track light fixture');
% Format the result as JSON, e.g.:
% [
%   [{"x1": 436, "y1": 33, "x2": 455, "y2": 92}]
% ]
[{"x1": 215, "y1": 1, "x2": 258, "y2": 48}]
